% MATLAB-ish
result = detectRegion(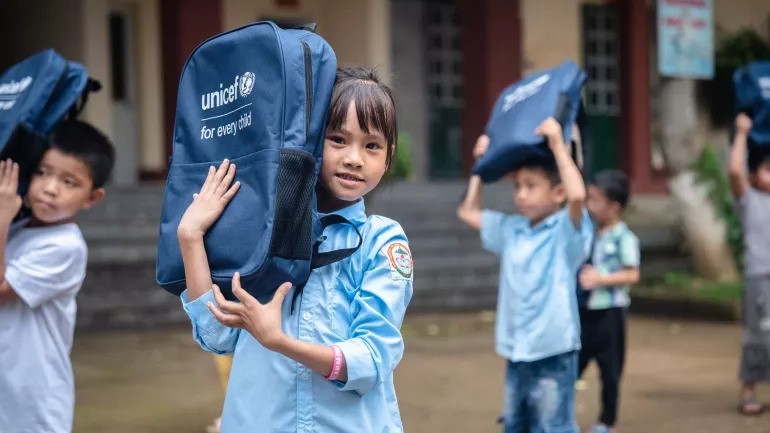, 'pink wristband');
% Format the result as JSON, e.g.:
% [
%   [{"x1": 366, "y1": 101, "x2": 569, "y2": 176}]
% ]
[{"x1": 325, "y1": 345, "x2": 344, "y2": 381}]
